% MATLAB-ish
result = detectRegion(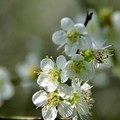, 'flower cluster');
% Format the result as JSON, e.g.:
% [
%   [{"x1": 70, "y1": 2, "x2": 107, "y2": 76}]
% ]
[{"x1": 32, "y1": 11, "x2": 113, "y2": 120}]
